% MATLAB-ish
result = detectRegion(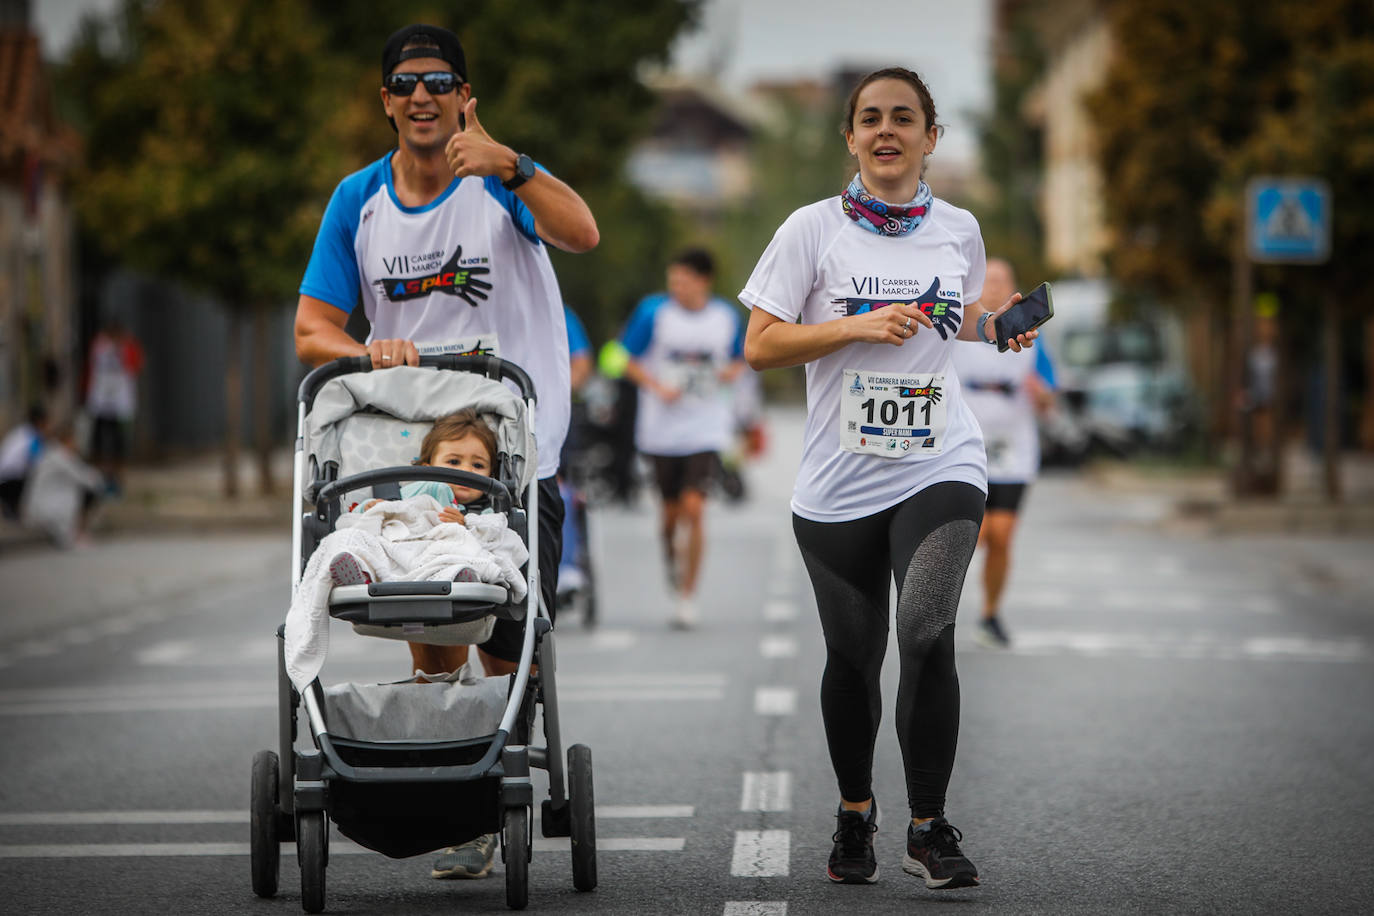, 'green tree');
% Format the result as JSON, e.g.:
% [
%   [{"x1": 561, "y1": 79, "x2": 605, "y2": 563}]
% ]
[
  {"x1": 974, "y1": 11, "x2": 1049, "y2": 287},
  {"x1": 61, "y1": 0, "x2": 352, "y2": 495},
  {"x1": 59, "y1": 0, "x2": 700, "y2": 493},
  {"x1": 1085, "y1": 0, "x2": 1374, "y2": 459}
]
